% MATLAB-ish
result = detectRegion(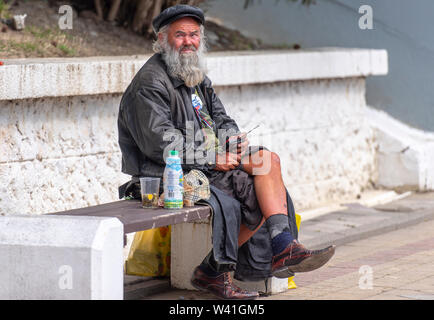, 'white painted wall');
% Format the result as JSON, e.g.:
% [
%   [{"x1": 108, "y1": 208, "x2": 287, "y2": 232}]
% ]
[
  {"x1": 366, "y1": 107, "x2": 434, "y2": 191},
  {"x1": 218, "y1": 77, "x2": 377, "y2": 209},
  {"x1": 0, "y1": 49, "x2": 387, "y2": 216},
  {"x1": 0, "y1": 215, "x2": 123, "y2": 299}
]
